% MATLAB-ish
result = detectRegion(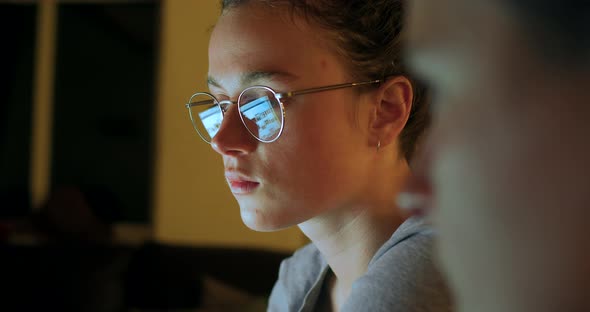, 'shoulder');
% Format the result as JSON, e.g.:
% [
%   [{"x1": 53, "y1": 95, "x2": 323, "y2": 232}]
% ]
[
  {"x1": 279, "y1": 242, "x2": 326, "y2": 279},
  {"x1": 374, "y1": 217, "x2": 439, "y2": 268},
  {"x1": 268, "y1": 243, "x2": 327, "y2": 311},
  {"x1": 343, "y1": 217, "x2": 453, "y2": 312}
]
